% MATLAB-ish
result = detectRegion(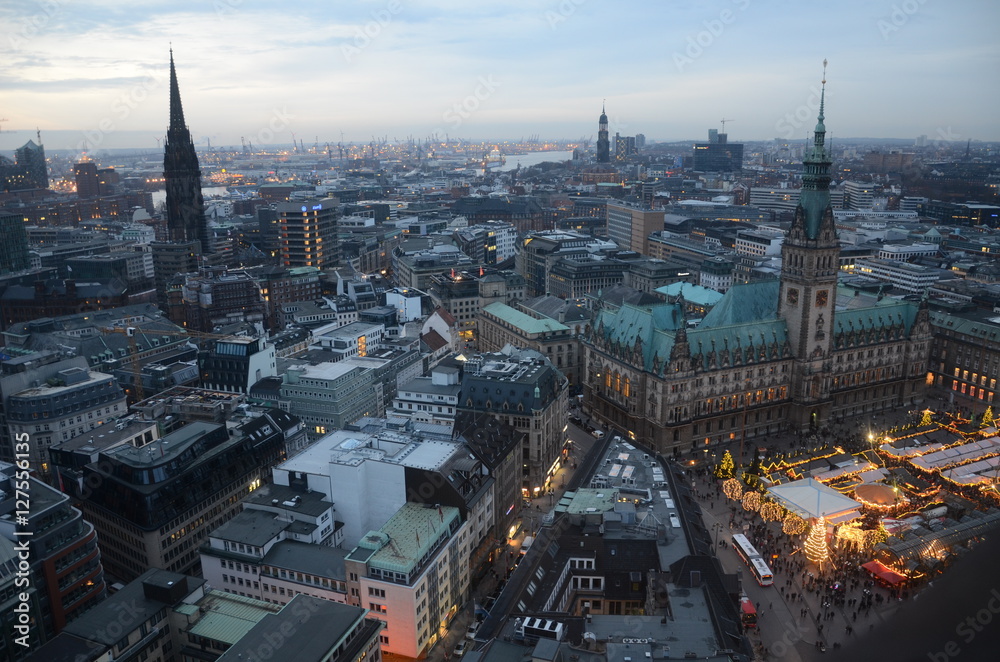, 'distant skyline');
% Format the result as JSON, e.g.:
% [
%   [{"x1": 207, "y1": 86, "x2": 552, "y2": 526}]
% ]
[{"x1": 3, "y1": 0, "x2": 998, "y2": 152}]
